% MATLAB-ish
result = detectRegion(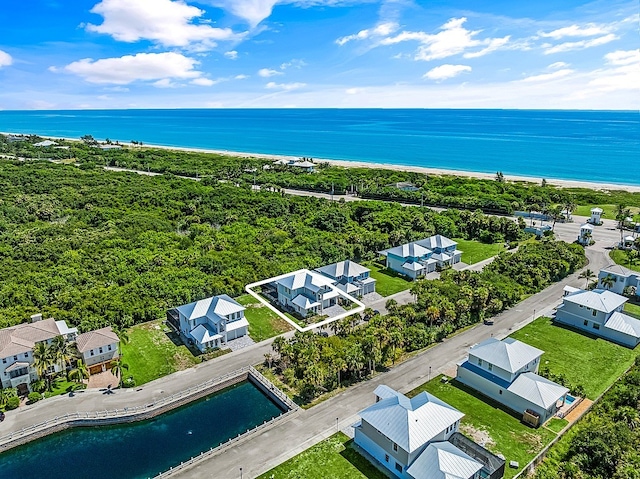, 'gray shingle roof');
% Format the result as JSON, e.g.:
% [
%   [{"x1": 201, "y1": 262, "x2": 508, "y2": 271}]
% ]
[
  {"x1": 563, "y1": 289, "x2": 628, "y2": 313},
  {"x1": 469, "y1": 338, "x2": 543, "y2": 374},
  {"x1": 0, "y1": 318, "x2": 62, "y2": 358},
  {"x1": 358, "y1": 387, "x2": 464, "y2": 454},
  {"x1": 76, "y1": 327, "x2": 119, "y2": 353}
]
